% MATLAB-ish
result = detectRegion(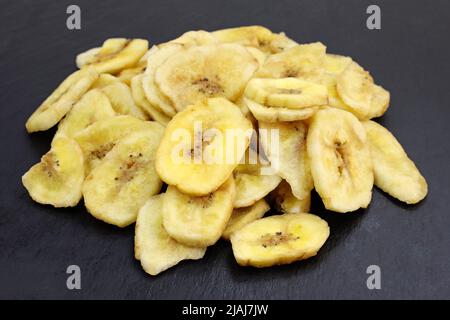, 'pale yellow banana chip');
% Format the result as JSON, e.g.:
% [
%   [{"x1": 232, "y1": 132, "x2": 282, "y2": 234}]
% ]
[
  {"x1": 270, "y1": 180, "x2": 311, "y2": 214},
  {"x1": 130, "y1": 75, "x2": 171, "y2": 125},
  {"x1": 101, "y1": 81, "x2": 148, "y2": 120},
  {"x1": 223, "y1": 199, "x2": 270, "y2": 240},
  {"x1": 163, "y1": 177, "x2": 236, "y2": 247},
  {"x1": 91, "y1": 74, "x2": 120, "y2": 89},
  {"x1": 363, "y1": 120, "x2": 427, "y2": 204},
  {"x1": 259, "y1": 120, "x2": 314, "y2": 200},
  {"x1": 307, "y1": 108, "x2": 374, "y2": 212},
  {"x1": 155, "y1": 44, "x2": 258, "y2": 112},
  {"x1": 156, "y1": 98, "x2": 253, "y2": 196},
  {"x1": 170, "y1": 30, "x2": 218, "y2": 46},
  {"x1": 26, "y1": 67, "x2": 98, "y2": 132},
  {"x1": 22, "y1": 135, "x2": 84, "y2": 207},
  {"x1": 230, "y1": 213, "x2": 330, "y2": 267},
  {"x1": 323, "y1": 54, "x2": 352, "y2": 75},
  {"x1": 56, "y1": 89, "x2": 116, "y2": 138},
  {"x1": 135, "y1": 194, "x2": 206, "y2": 275},
  {"x1": 245, "y1": 98, "x2": 318, "y2": 122},
  {"x1": 77, "y1": 38, "x2": 148, "y2": 74},
  {"x1": 83, "y1": 127, "x2": 164, "y2": 227}
]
